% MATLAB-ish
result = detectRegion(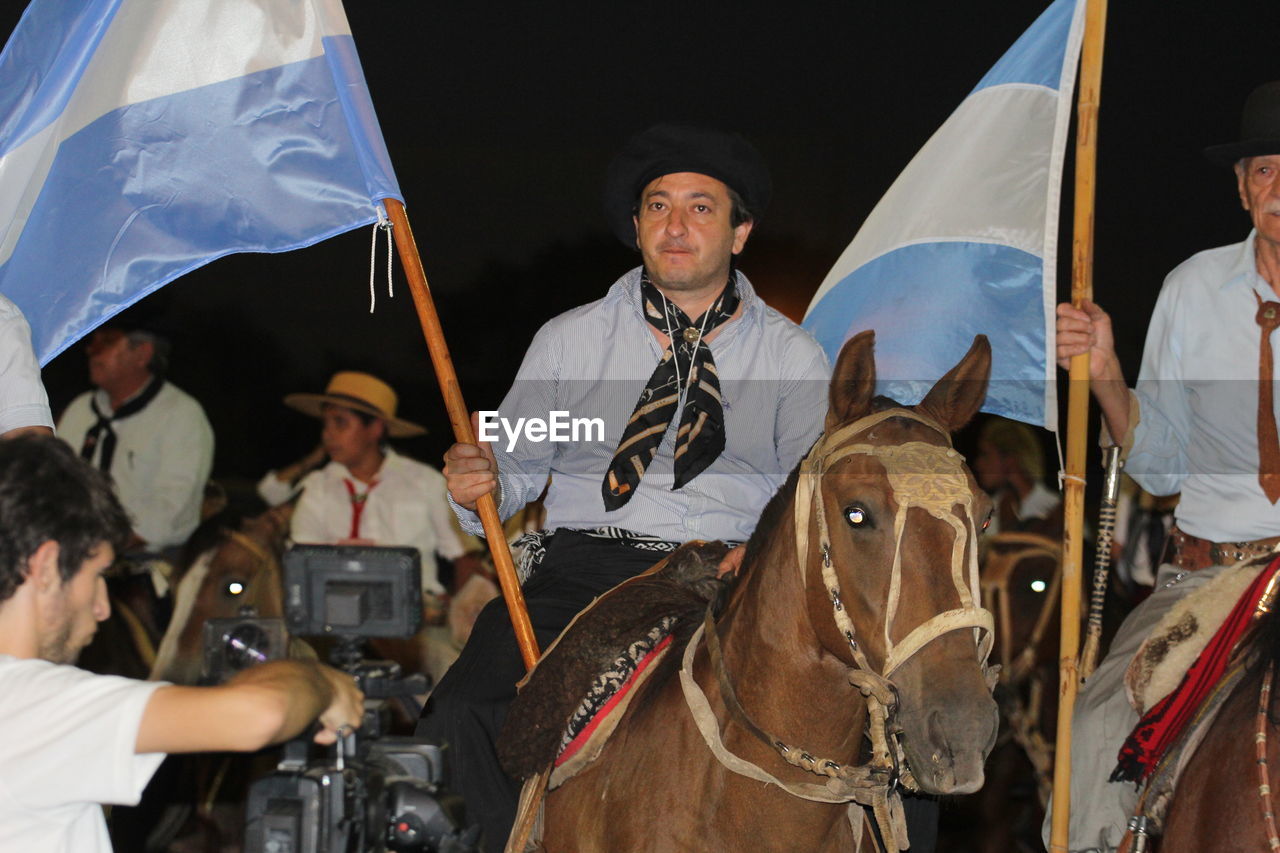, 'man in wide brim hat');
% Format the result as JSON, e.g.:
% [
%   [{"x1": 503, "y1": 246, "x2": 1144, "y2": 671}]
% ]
[
  {"x1": 283, "y1": 370, "x2": 425, "y2": 438},
  {"x1": 260, "y1": 370, "x2": 464, "y2": 606},
  {"x1": 417, "y1": 121, "x2": 833, "y2": 852},
  {"x1": 1052, "y1": 80, "x2": 1280, "y2": 850}
]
